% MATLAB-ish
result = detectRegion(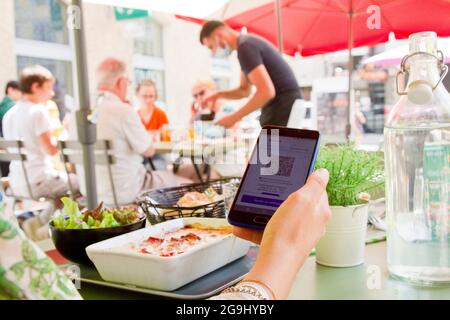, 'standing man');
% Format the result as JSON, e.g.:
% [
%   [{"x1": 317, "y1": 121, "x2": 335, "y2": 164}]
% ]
[{"x1": 200, "y1": 20, "x2": 301, "y2": 128}]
